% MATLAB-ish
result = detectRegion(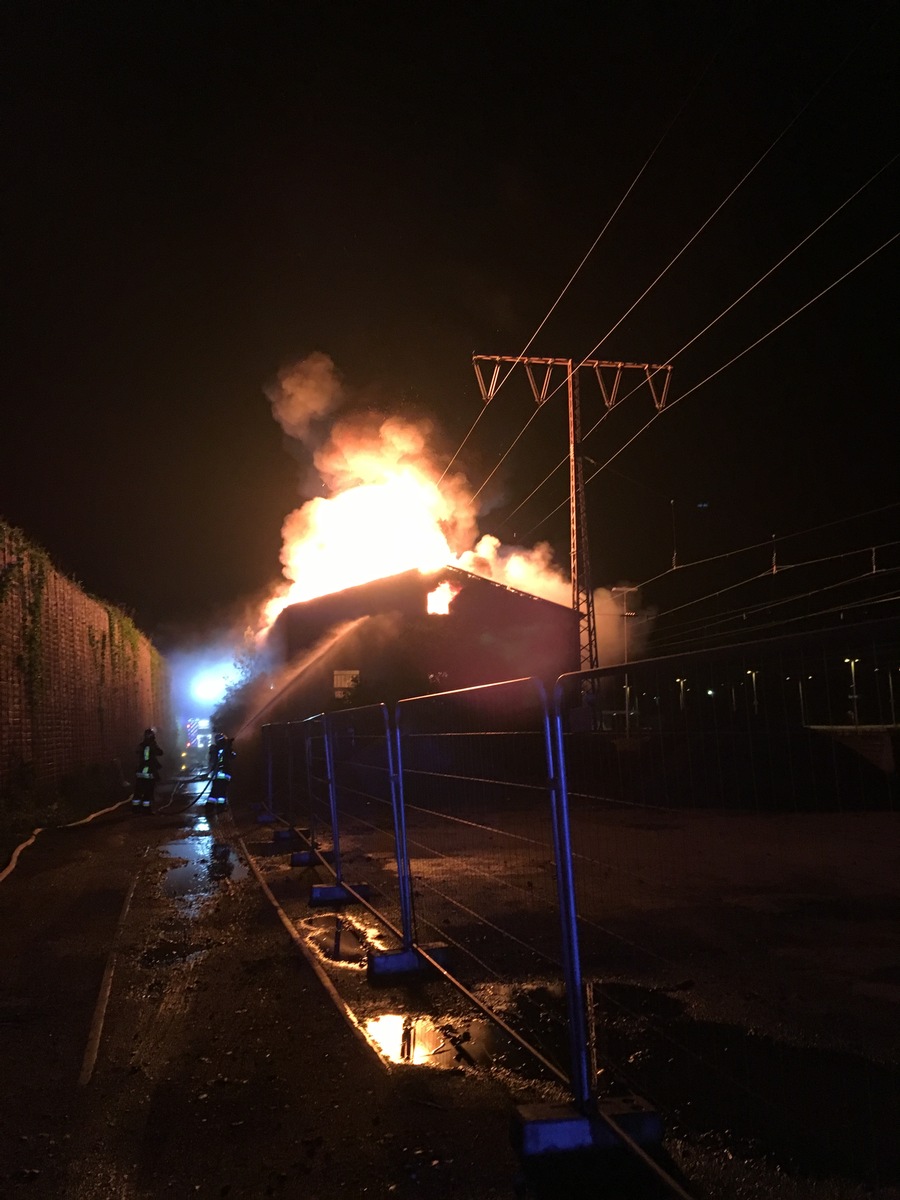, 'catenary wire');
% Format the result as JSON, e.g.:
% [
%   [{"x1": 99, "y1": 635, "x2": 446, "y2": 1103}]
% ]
[
  {"x1": 437, "y1": 5, "x2": 758, "y2": 488},
  {"x1": 513, "y1": 8, "x2": 893, "y2": 423},
  {"x1": 655, "y1": 573, "x2": 892, "y2": 643},
  {"x1": 632, "y1": 501, "x2": 900, "y2": 593},
  {"x1": 648, "y1": 556, "x2": 900, "y2": 645},
  {"x1": 524, "y1": 229, "x2": 900, "y2": 537},
  {"x1": 654, "y1": 575, "x2": 900, "y2": 652},
  {"x1": 654, "y1": 585, "x2": 900, "y2": 654},
  {"x1": 649, "y1": 538, "x2": 900, "y2": 628},
  {"x1": 504, "y1": 152, "x2": 899, "y2": 527},
  {"x1": 655, "y1": 565, "x2": 900, "y2": 648}
]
